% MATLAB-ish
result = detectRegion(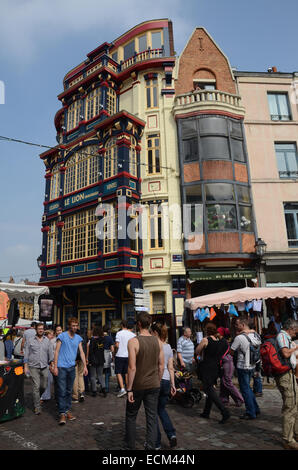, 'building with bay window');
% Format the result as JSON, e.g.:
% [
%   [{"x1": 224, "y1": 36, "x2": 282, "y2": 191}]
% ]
[
  {"x1": 39, "y1": 19, "x2": 185, "y2": 342},
  {"x1": 173, "y1": 28, "x2": 259, "y2": 302}
]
